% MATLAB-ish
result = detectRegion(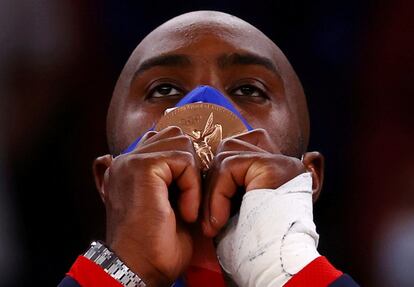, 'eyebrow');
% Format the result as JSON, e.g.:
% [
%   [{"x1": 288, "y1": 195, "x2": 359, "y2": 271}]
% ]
[
  {"x1": 132, "y1": 52, "x2": 279, "y2": 81},
  {"x1": 217, "y1": 53, "x2": 279, "y2": 75},
  {"x1": 133, "y1": 54, "x2": 191, "y2": 79}
]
